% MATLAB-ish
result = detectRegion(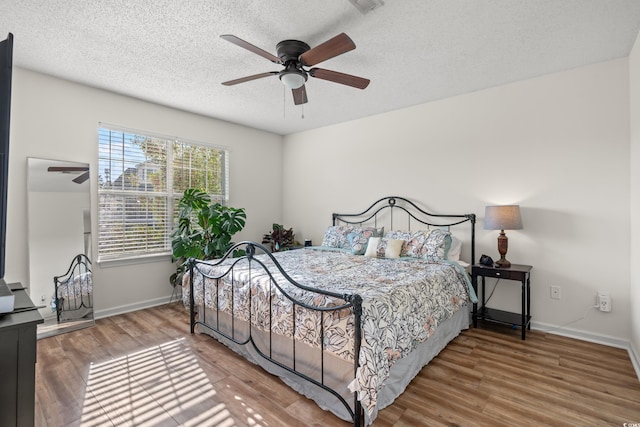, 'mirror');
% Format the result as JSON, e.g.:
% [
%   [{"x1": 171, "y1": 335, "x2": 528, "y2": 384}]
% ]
[{"x1": 27, "y1": 158, "x2": 93, "y2": 338}]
